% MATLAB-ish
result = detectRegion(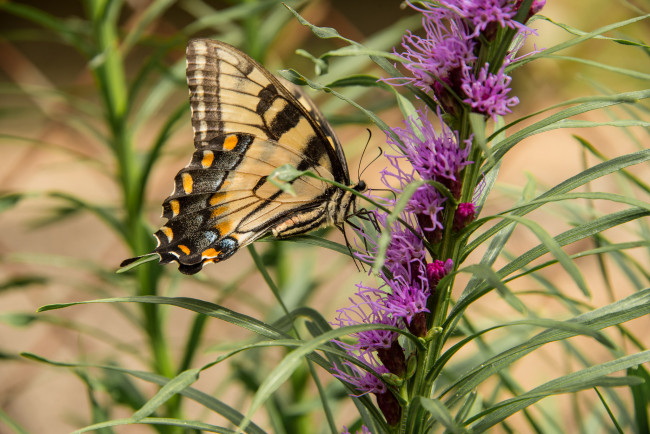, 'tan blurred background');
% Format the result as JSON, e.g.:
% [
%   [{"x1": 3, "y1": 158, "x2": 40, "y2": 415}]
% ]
[{"x1": 1, "y1": 1, "x2": 649, "y2": 433}]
